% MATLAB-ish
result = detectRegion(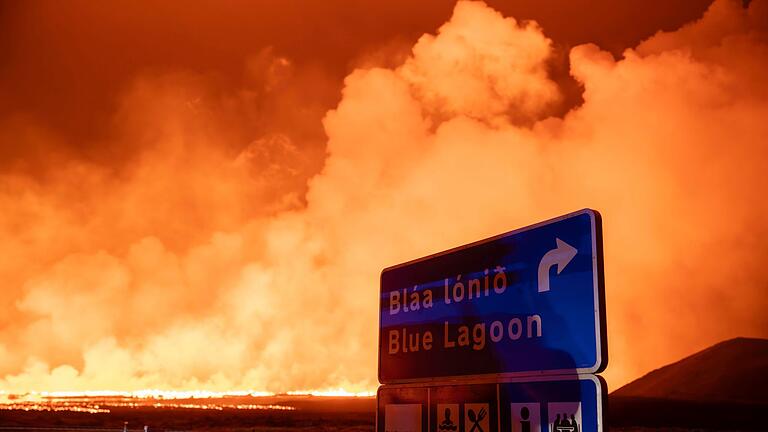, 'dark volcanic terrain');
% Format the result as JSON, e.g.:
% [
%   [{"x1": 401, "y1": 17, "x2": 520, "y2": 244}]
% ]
[
  {"x1": 610, "y1": 337, "x2": 767, "y2": 431},
  {"x1": 0, "y1": 395, "x2": 375, "y2": 432},
  {"x1": 1, "y1": 338, "x2": 766, "y2": 431},
  {"x1": 614, "y1": 337, "x2": 768, "y2": 403}
]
